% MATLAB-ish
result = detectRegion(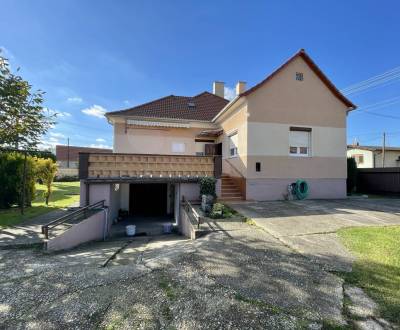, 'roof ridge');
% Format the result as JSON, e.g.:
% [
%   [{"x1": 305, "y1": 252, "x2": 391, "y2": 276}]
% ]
[{"x1": 195, "y1": 91, "x2": 229, "y2": 101}]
